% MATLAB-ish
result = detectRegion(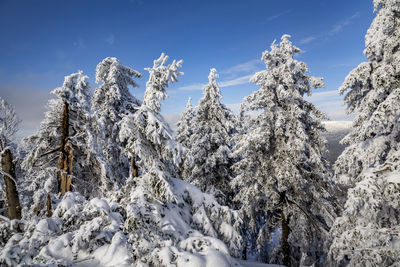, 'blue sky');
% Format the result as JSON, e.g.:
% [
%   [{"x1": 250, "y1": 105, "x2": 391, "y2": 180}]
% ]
[{"x1": 0, "y1": 0, "x2": 375, "y2": 136}]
